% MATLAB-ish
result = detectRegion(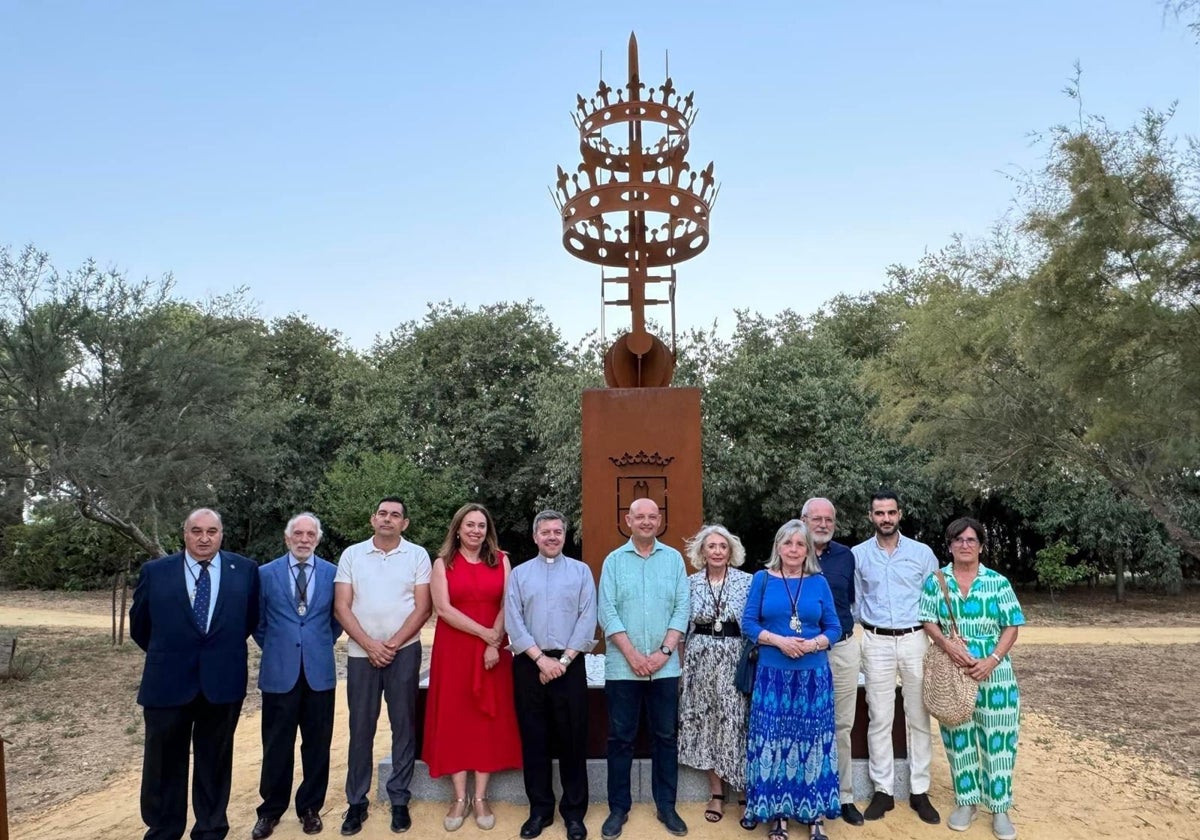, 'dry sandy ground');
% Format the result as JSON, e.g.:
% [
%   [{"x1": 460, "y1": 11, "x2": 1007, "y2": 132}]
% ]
[
  {"x1": 11, "y1": 686, "x2": 1199, "y2": 840},
  {"x1": 5, "y1": 601, "x2": 1199, "y2": 840}
]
